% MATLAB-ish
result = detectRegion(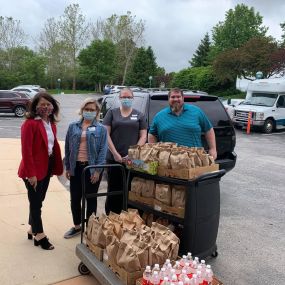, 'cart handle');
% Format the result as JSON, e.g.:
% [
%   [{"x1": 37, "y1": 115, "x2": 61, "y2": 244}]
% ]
[
  {"x1": 195, "y1": 169, "x2": 226, "y2": 182},
  {"x1": 81, "y1": 164, "x2": 127, "y2": 243}
]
